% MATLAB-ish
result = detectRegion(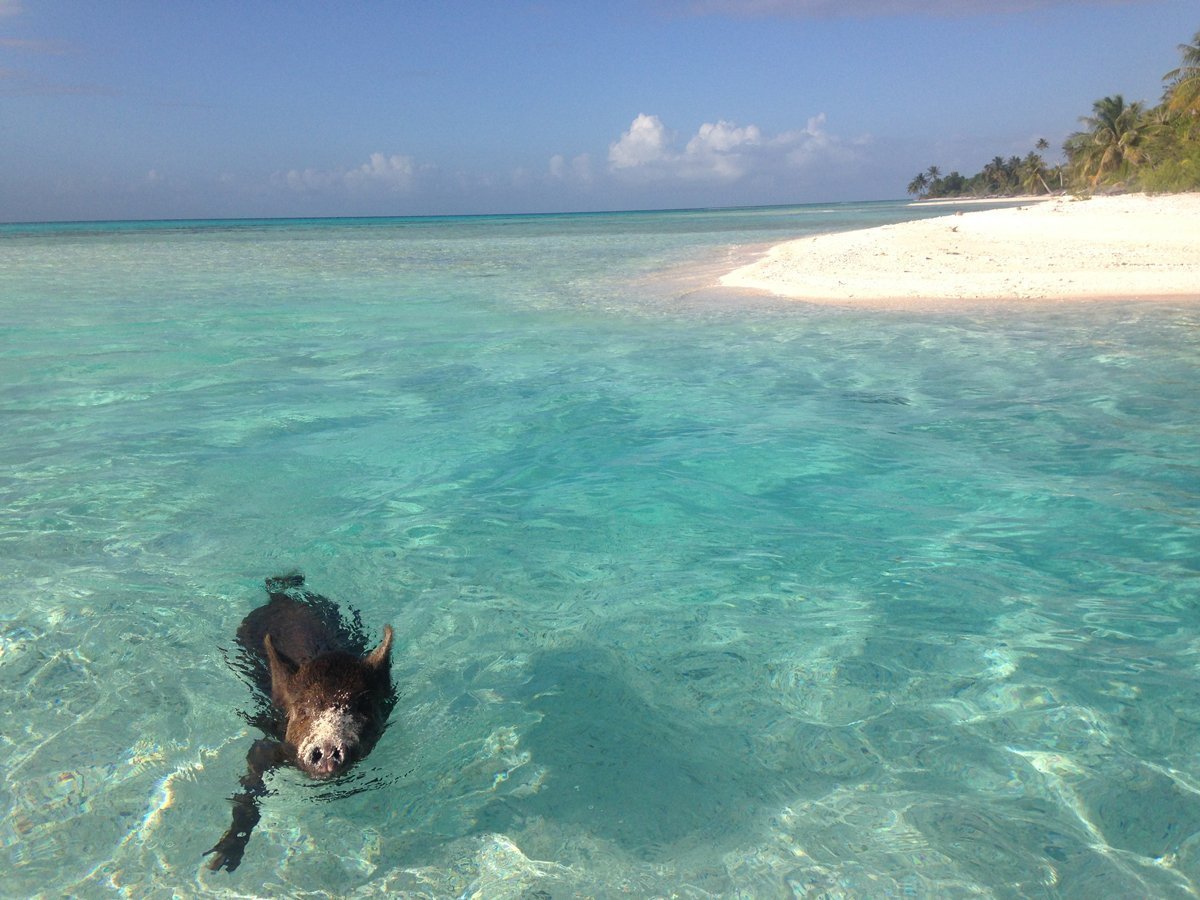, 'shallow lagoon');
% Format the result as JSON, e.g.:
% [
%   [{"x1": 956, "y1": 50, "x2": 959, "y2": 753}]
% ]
[{"x1": 2, "y1": 204, "x2": 1199, "y2": 897}]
